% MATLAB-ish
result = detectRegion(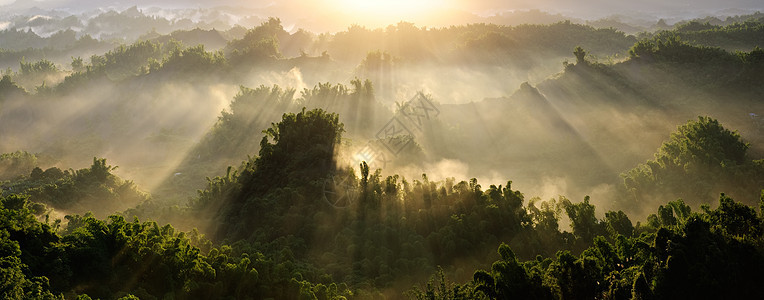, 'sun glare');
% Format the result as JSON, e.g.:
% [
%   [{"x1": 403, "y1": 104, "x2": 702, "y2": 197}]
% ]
[{"x1": 334, "y1": 0, "x2": 454, "y2": 26}]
